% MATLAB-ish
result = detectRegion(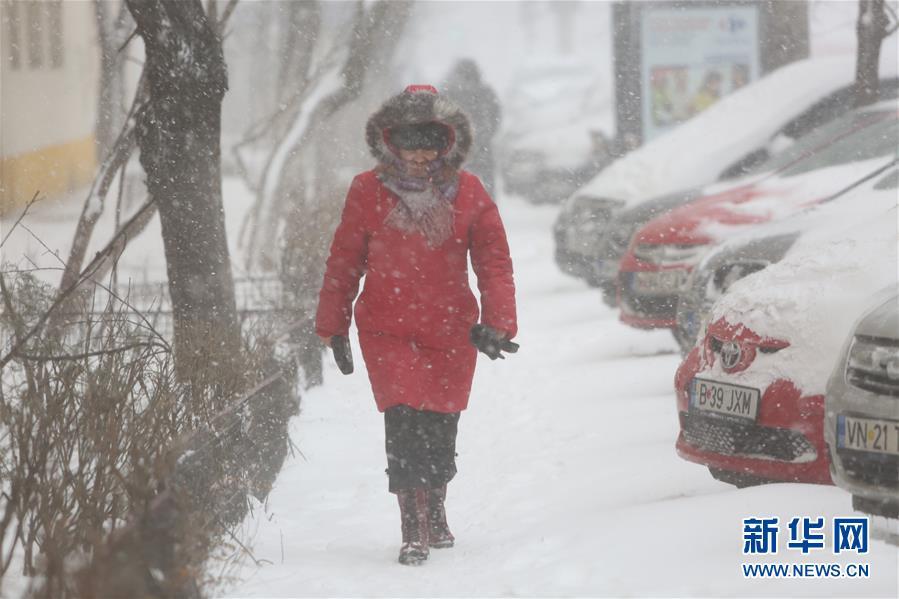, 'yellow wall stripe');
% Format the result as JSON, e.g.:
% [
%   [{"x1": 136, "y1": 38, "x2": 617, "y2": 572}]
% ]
[{"x1": 1, "y1": 136, "x2": 97, "y2": 215}]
